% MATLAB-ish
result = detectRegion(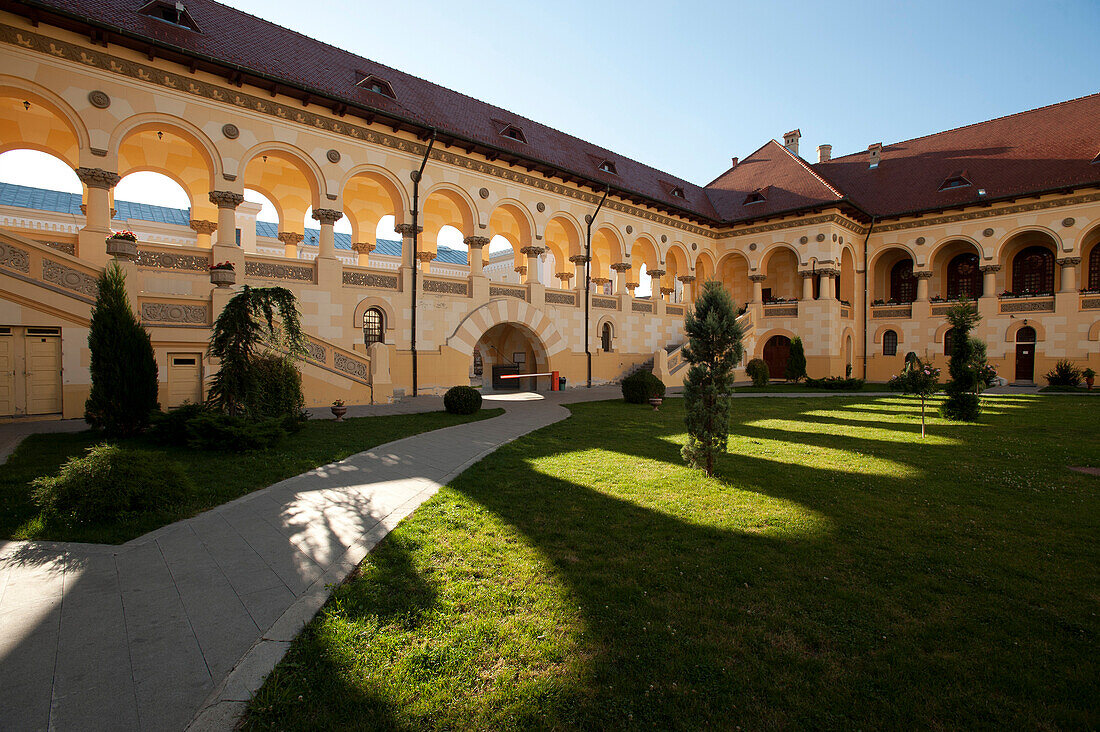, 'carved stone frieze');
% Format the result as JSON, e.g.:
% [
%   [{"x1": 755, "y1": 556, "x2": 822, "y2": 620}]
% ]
[
  {"x1": 333, "y1": 352, "x2": 368, "y2": 379},
  {"x1": 632, "y1": 301, "x2": 653, "y2": 313},
  {"x1": 140, "y1": 302, "x2": 208, "y2": 324},
  {"x1": 1081, "y1": 298, "x2": 1100, "y2": 309},
  {"x1": 763, "y1": 306, "x2": 798, "y2": 317},
  {"x1": 0, "y1": 241, "x2": 31, "y2": 272},
  {"x1": 423, "y1": 278, "x2": 468, "y2": 295},
  {"x1": 489, "y1": 285, "x2": 526, "y2": 300},
  {"x1": 1000, "y1": 299, "x2": 1054, "y2": 313},
  {"x1": 244, "y1": 260, "x2": 314, "y2": 281},
  {"x1": 666, "y1": 305, "x2": 684, "y2": 315},
  {"x1": 593, "y1": 297, "x2": 617, "y2": 309},
  {"x1": 545, "y1": 291, "x2": 575, "y2": 305},
  {"x1": 40, "y1": 241, "x2": 75, "y2": 255},
  {"x1": 42, "y1": 259, "x2": 97, "y2": 296},
  {"x1": 304, "y1": 340, "x2": 326, "y2": 362},
  {"x1": 343, "y1": 270, "x2": 398, "y2": 288},
  {"x1": 136, "y1": 249, "x2": 210, "y2": 271},
  {"x1": 872, "y1": 307, "x2": 913, "y2": 318}
]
